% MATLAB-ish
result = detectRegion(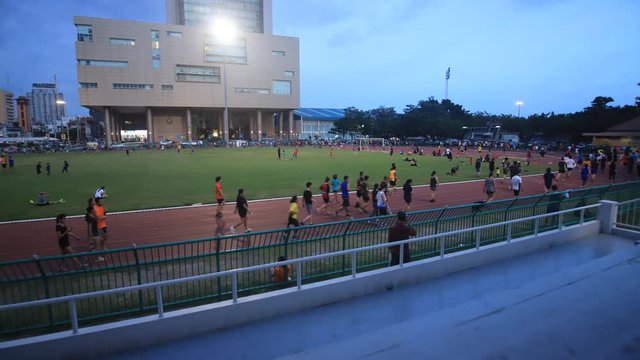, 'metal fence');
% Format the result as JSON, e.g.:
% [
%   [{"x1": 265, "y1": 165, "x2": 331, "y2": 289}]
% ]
[
  {"x1": 614, "y1": 197, "x2": 640, "y2": 231},
  {"x1": 1, "y1": 180, "x2": 639, "y2": 339}
]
